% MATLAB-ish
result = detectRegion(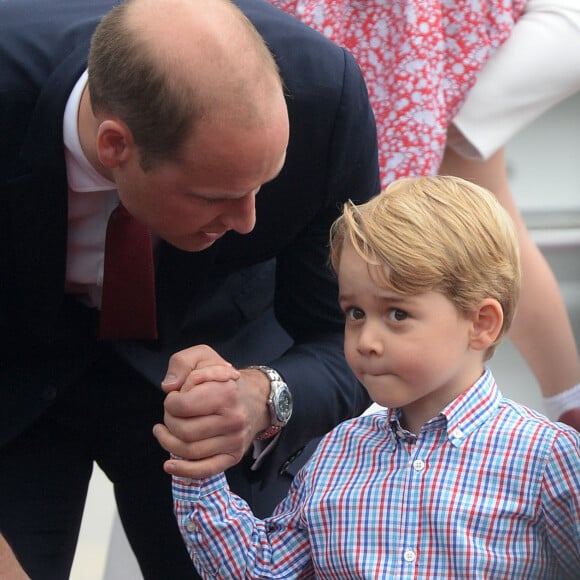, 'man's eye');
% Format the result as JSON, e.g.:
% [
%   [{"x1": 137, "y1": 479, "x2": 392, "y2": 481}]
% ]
[
  {"x1": 388, "y1": 308, "x2": 408, "y2": 322},
  {"x1": 202, "y1": 197, "x2": 224, "y2": 206},
  {"x1": 345, "y1": 307, "x2": 365, "y2": 321}
]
